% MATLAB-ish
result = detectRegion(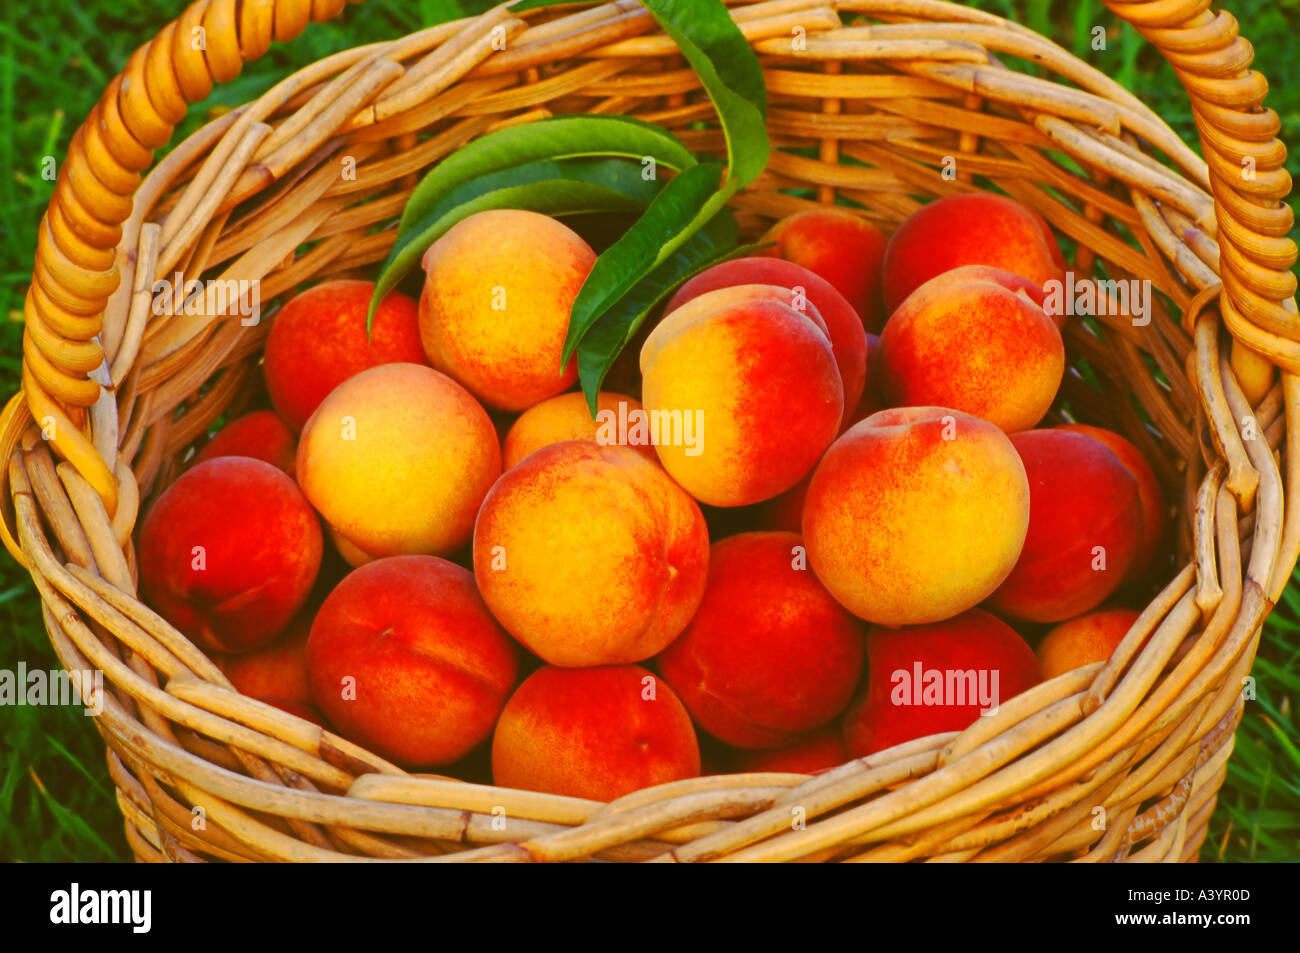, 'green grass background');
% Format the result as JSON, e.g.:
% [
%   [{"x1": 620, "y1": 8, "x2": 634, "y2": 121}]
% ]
[{"x1": 1, "y1": 0, "x2": 1297, "y2": 862}]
